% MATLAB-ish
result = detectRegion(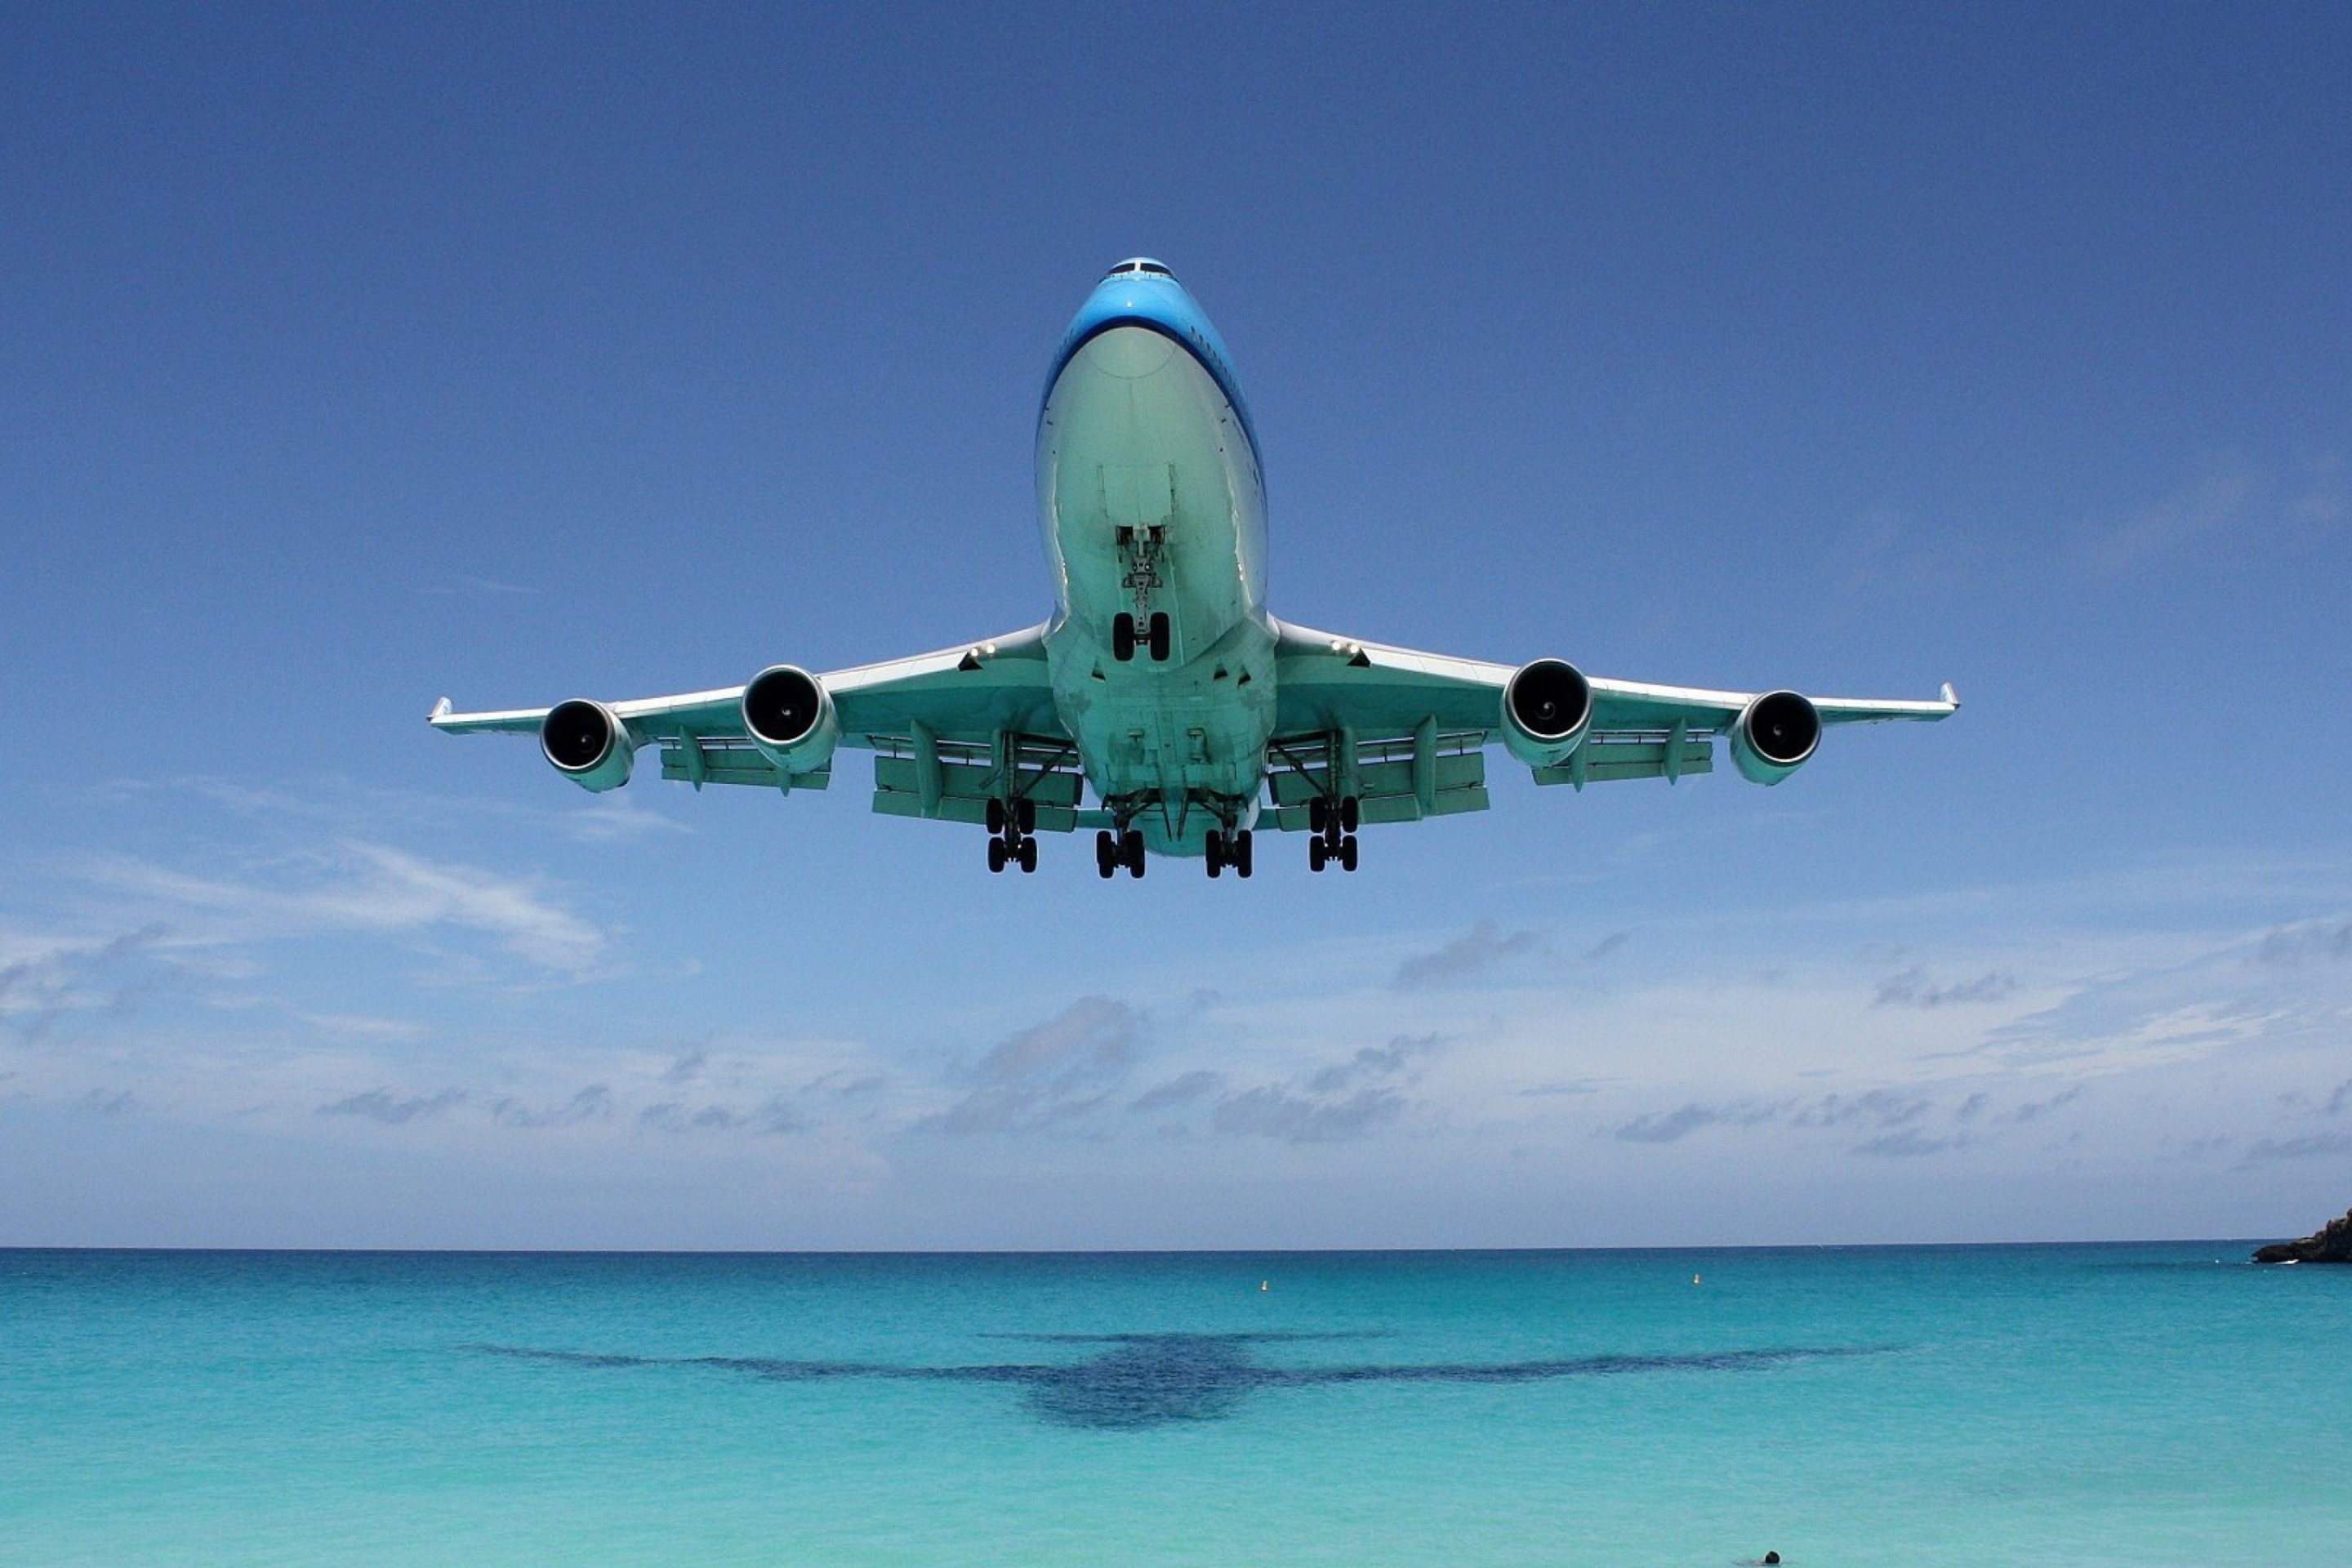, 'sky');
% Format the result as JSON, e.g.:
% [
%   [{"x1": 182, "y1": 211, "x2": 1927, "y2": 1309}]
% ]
[{"x1": 3, "y1": 2, "x2": 2349, "y2": 1249}]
